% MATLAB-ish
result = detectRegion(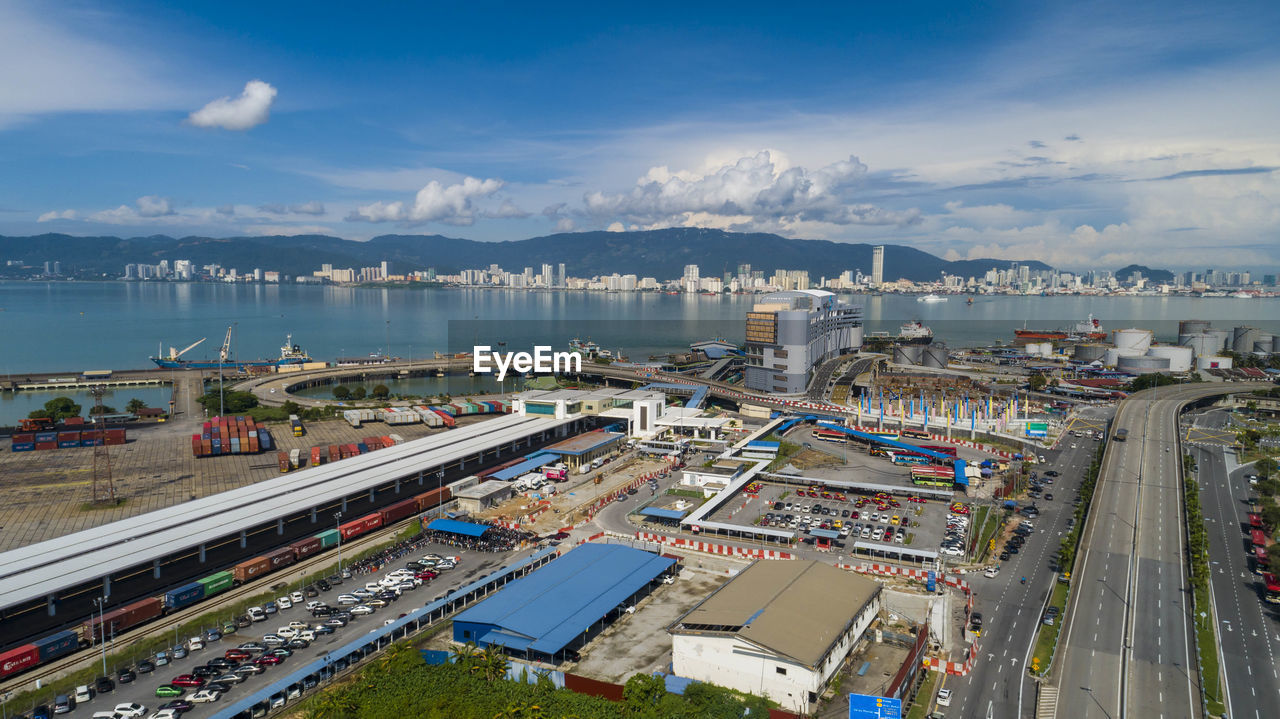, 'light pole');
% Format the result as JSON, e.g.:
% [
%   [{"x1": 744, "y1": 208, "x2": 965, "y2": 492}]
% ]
[
  {"x1": 91, "y1": 597, "x2": 107, "y2": 675},
  {"x1": 334, "y1": 512, "x2": 343, "y2": 576}
]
